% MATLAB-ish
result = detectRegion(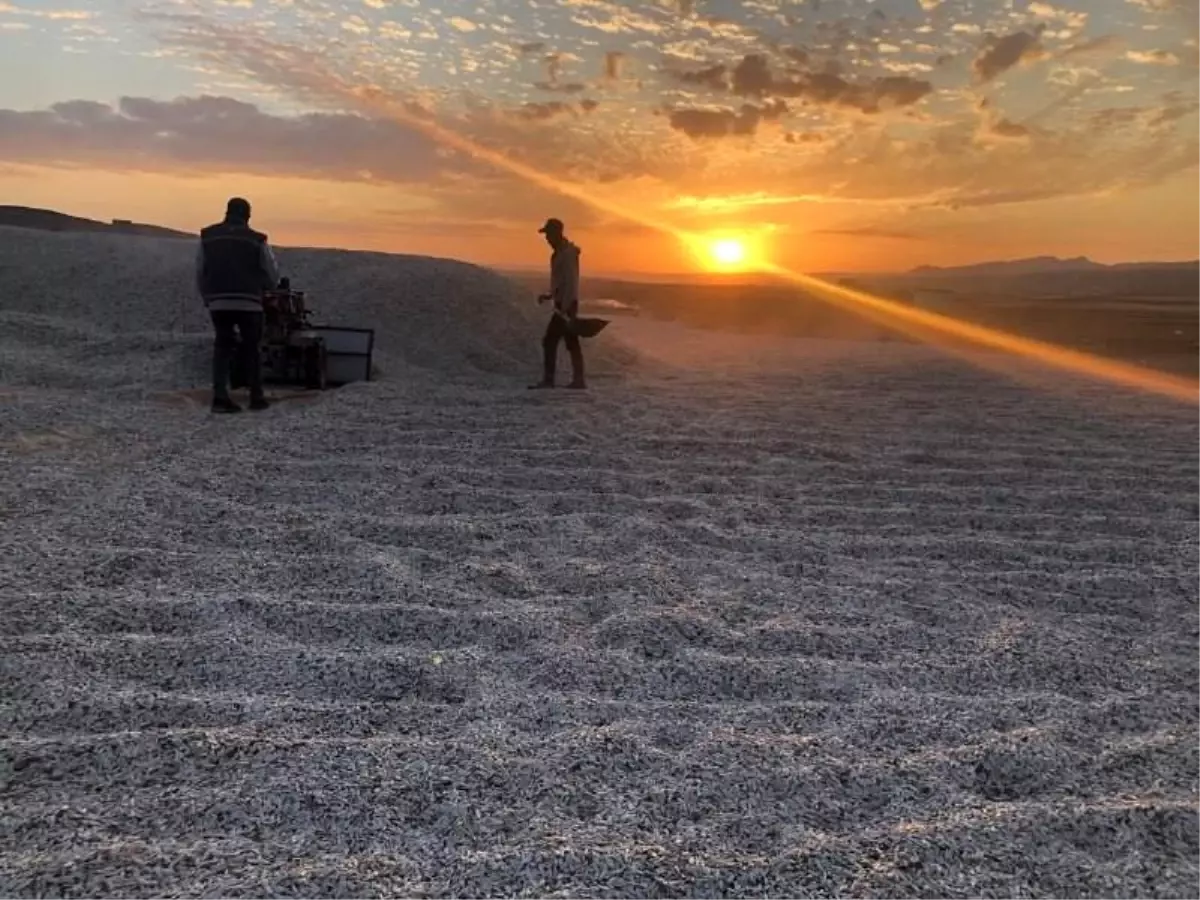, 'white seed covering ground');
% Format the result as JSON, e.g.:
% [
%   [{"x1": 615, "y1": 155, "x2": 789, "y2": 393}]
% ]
[{"x1": 1, "y1": 228, "x2": 1197, "y2": 898}]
